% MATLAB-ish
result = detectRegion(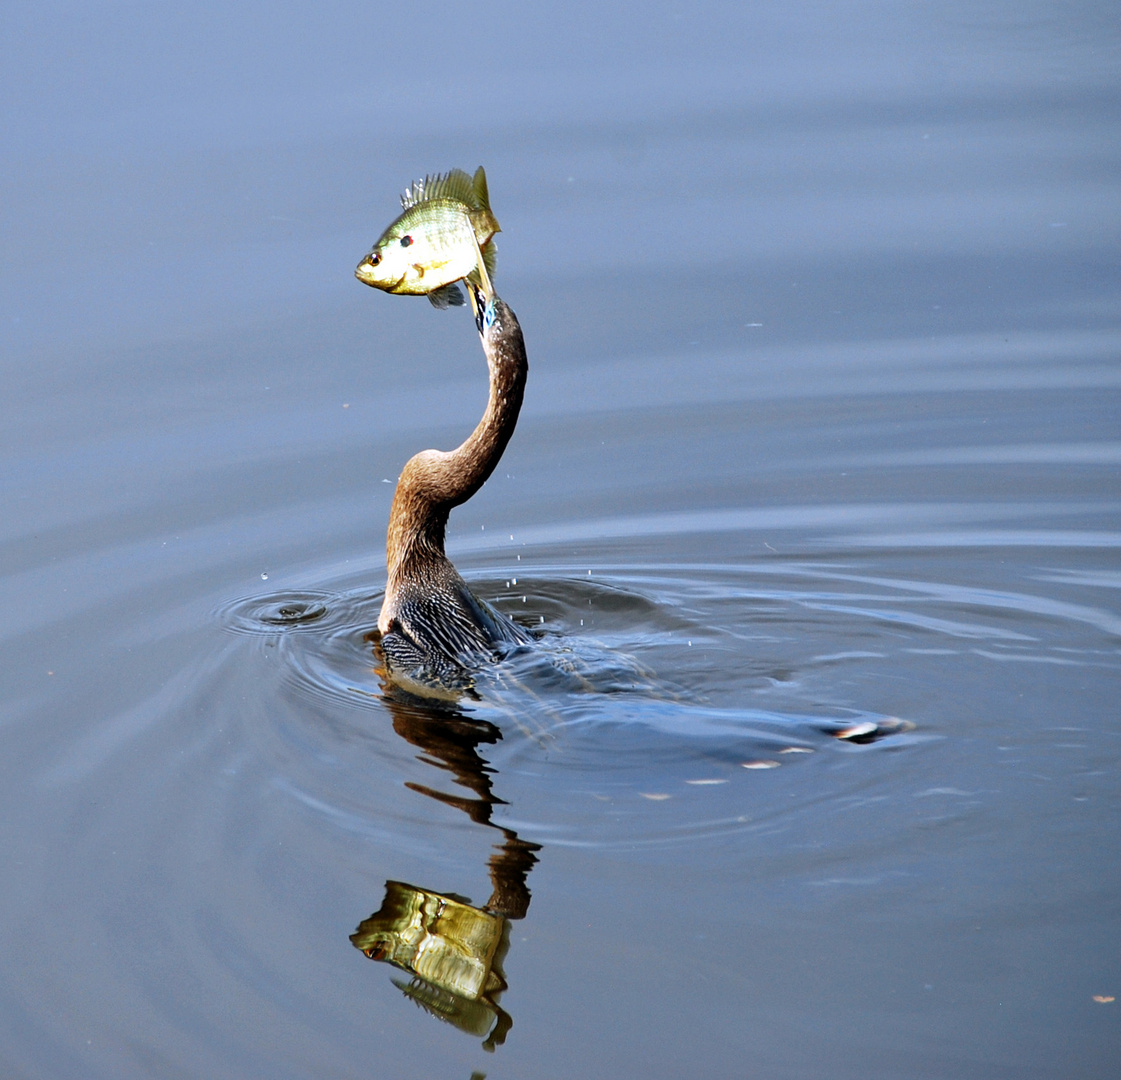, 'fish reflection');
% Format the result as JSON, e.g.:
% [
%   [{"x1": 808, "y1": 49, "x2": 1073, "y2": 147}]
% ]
[
  {"x1": 351, "y1": 669, "x2": 540, "y2": 1050},
  {"x1": 352, "y1": 881, "x2": 513, "y2": 1049}
]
